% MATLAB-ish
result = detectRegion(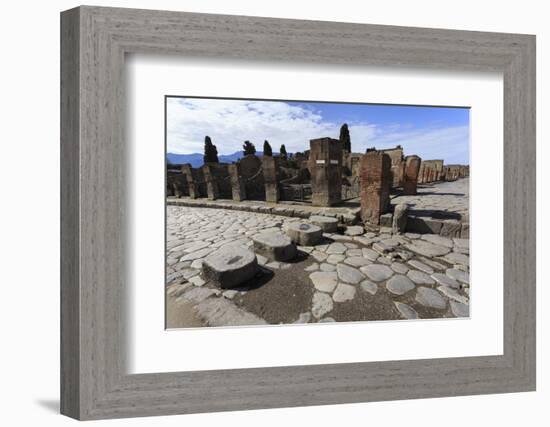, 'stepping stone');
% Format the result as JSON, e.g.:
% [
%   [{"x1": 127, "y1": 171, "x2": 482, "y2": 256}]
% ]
[
  {"x1": 344, "y1": 256, "x2": 371, "y2": 267},
  {"x1": 332, "y1": 283, "x2": 357, "y2": 302},
  {"x1": 360, "y1": 264, "x2": 394, "y2": 282},
  {"x1": 391, "y1": 262, "x2": 409, "y2": 274},
  {"x1": 445, "y1": 268, "x2": 470, "y2": 285},
  {"x1": 386, "y1": 275, "x2": 415, "y2": 295},
  {"x1": 344, "y1": 225, "x2": 364, "y2": 236},
  {"x1": 327, "y1": 254, "x2": 346, "y2": 264},
  {"x1": 360, "y1": 280, "x2": 378, "y2": 295},
  {"x1": 310, "y1": 215, "x2": 339, "y2": 232},
  {"x1": 431, "y1": 273, "x2": 460, "y2": 289},
  {"x1": 326, "y1": 242, "x2": 348, "y2": 255},
  {"x1": 320, "y1": 263, "x2": 336, "y2": 272},
  {"x1": 438, "y1": 285, "x2": 469, "y2": 304},
  {"x1": 286, "y1": 222, "x2": 323, "y2": 246},
  {"x1": 312, "y1": 292, "x2": 334, "y2": 319},
  {"x1": 450, "y1": 300, "x2": 470, "y2": 317},
  {"x1": 421, "y1": 234, "x2": 454, "y2": 248},
  {"x1": 362, "y1": 248, "x2": 379, "y2": 261},
  {"x1": 405, "y1": 240, "x2": 452, "y2": 257},
  {"x1": 252, "y1": 232, "x2": 297, "y2": 261},
  {"x1": 394, "y1": 302, "x2": 419, "y2": 319},
  {"x1": 415, "y1": 287, "x2": 447, "y2": 309},
  {"x1": 407, "y1": 259, "x2": 434, "y2": 274},
  {"x1": 202, "y1": 246, "x2": 258, "y2": 289},
  {"x1": 337, "y1": 264, "x2": 365, "y2": 284},
  {"x1": 309, "y1": 271, "x2": 338, "y2": 293},
  {"x1": 407, "y1": 270, "x2": 435, "y2": 285}
]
